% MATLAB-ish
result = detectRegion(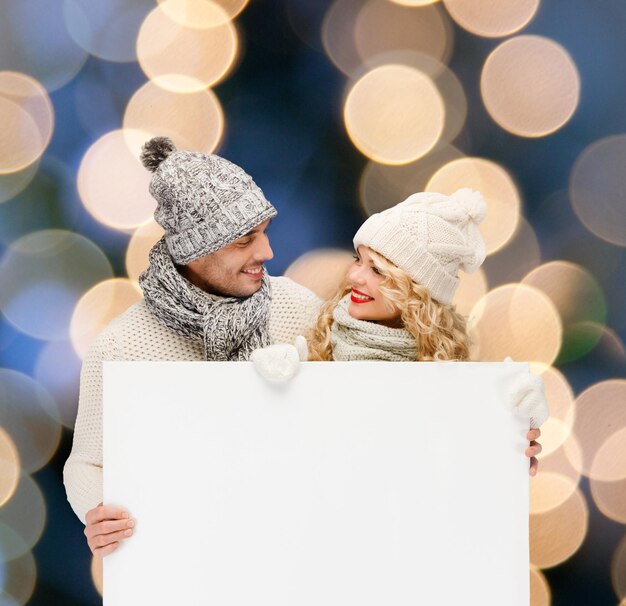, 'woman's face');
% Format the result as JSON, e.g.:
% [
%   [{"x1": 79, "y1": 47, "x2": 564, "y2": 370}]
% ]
[{"x1": 346, "y1": 246, "x2": 402, "y2": 327}]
